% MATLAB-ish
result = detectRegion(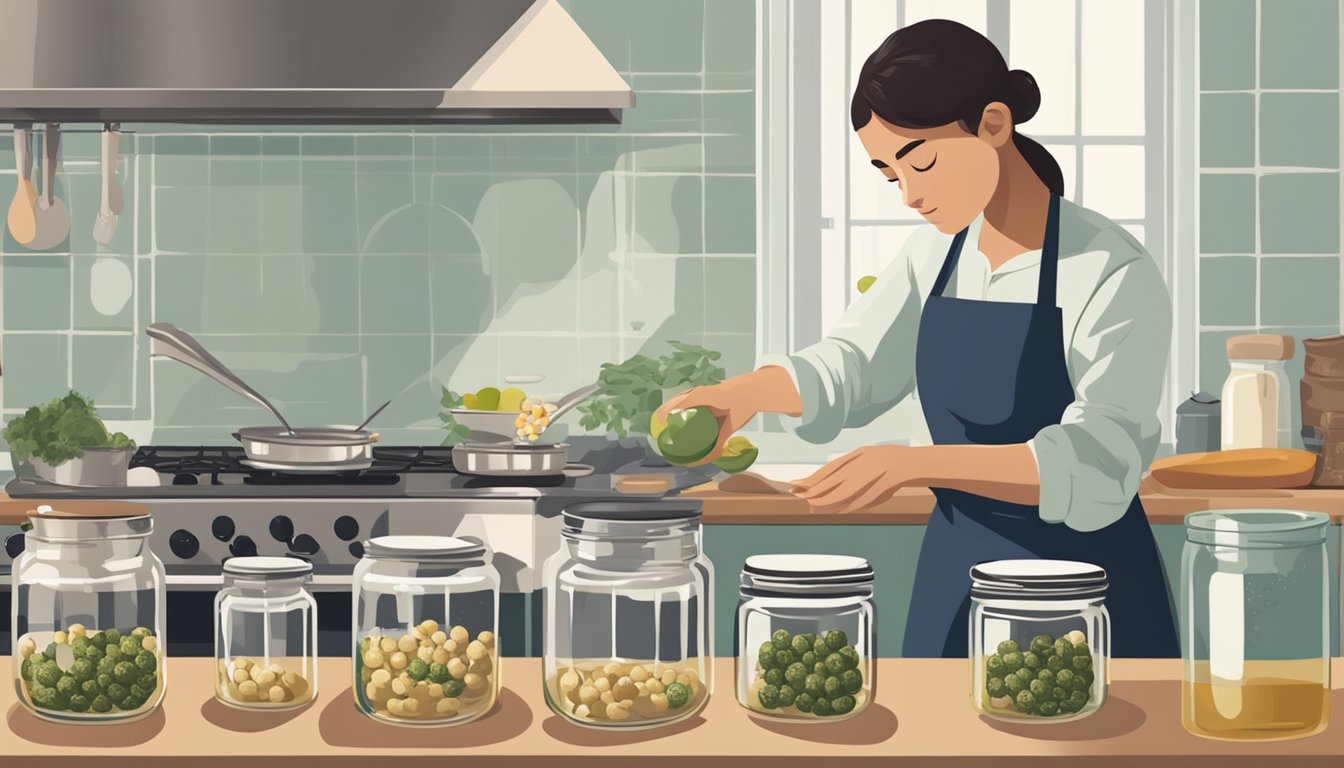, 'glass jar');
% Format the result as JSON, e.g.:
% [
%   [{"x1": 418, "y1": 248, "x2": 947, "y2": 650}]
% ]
[
  {"x1": 969, "y1": 560, "x2": 1109, "y2": 722},
  {"x1": 543, "y1": 499, "x2": 713, "y2": 728},
  {"x1": 1221, "y1": 334, "x2": 1294, "y2": 450},
  {"x1": 1181, "y1": 510, "x2": 1331, "y2": 741},
  {"x1": 11, "y1": 502, "x2": 166, "y2": 723},
  {"x1": 215, "y1": 557, "x2": 318, "y2": 710},
  {"x1": 352, "y1": 535, "x2": 499, "y2": 726},
  {"x1": 735, "y1": 555, "x2": 875, "y2": 721}
]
